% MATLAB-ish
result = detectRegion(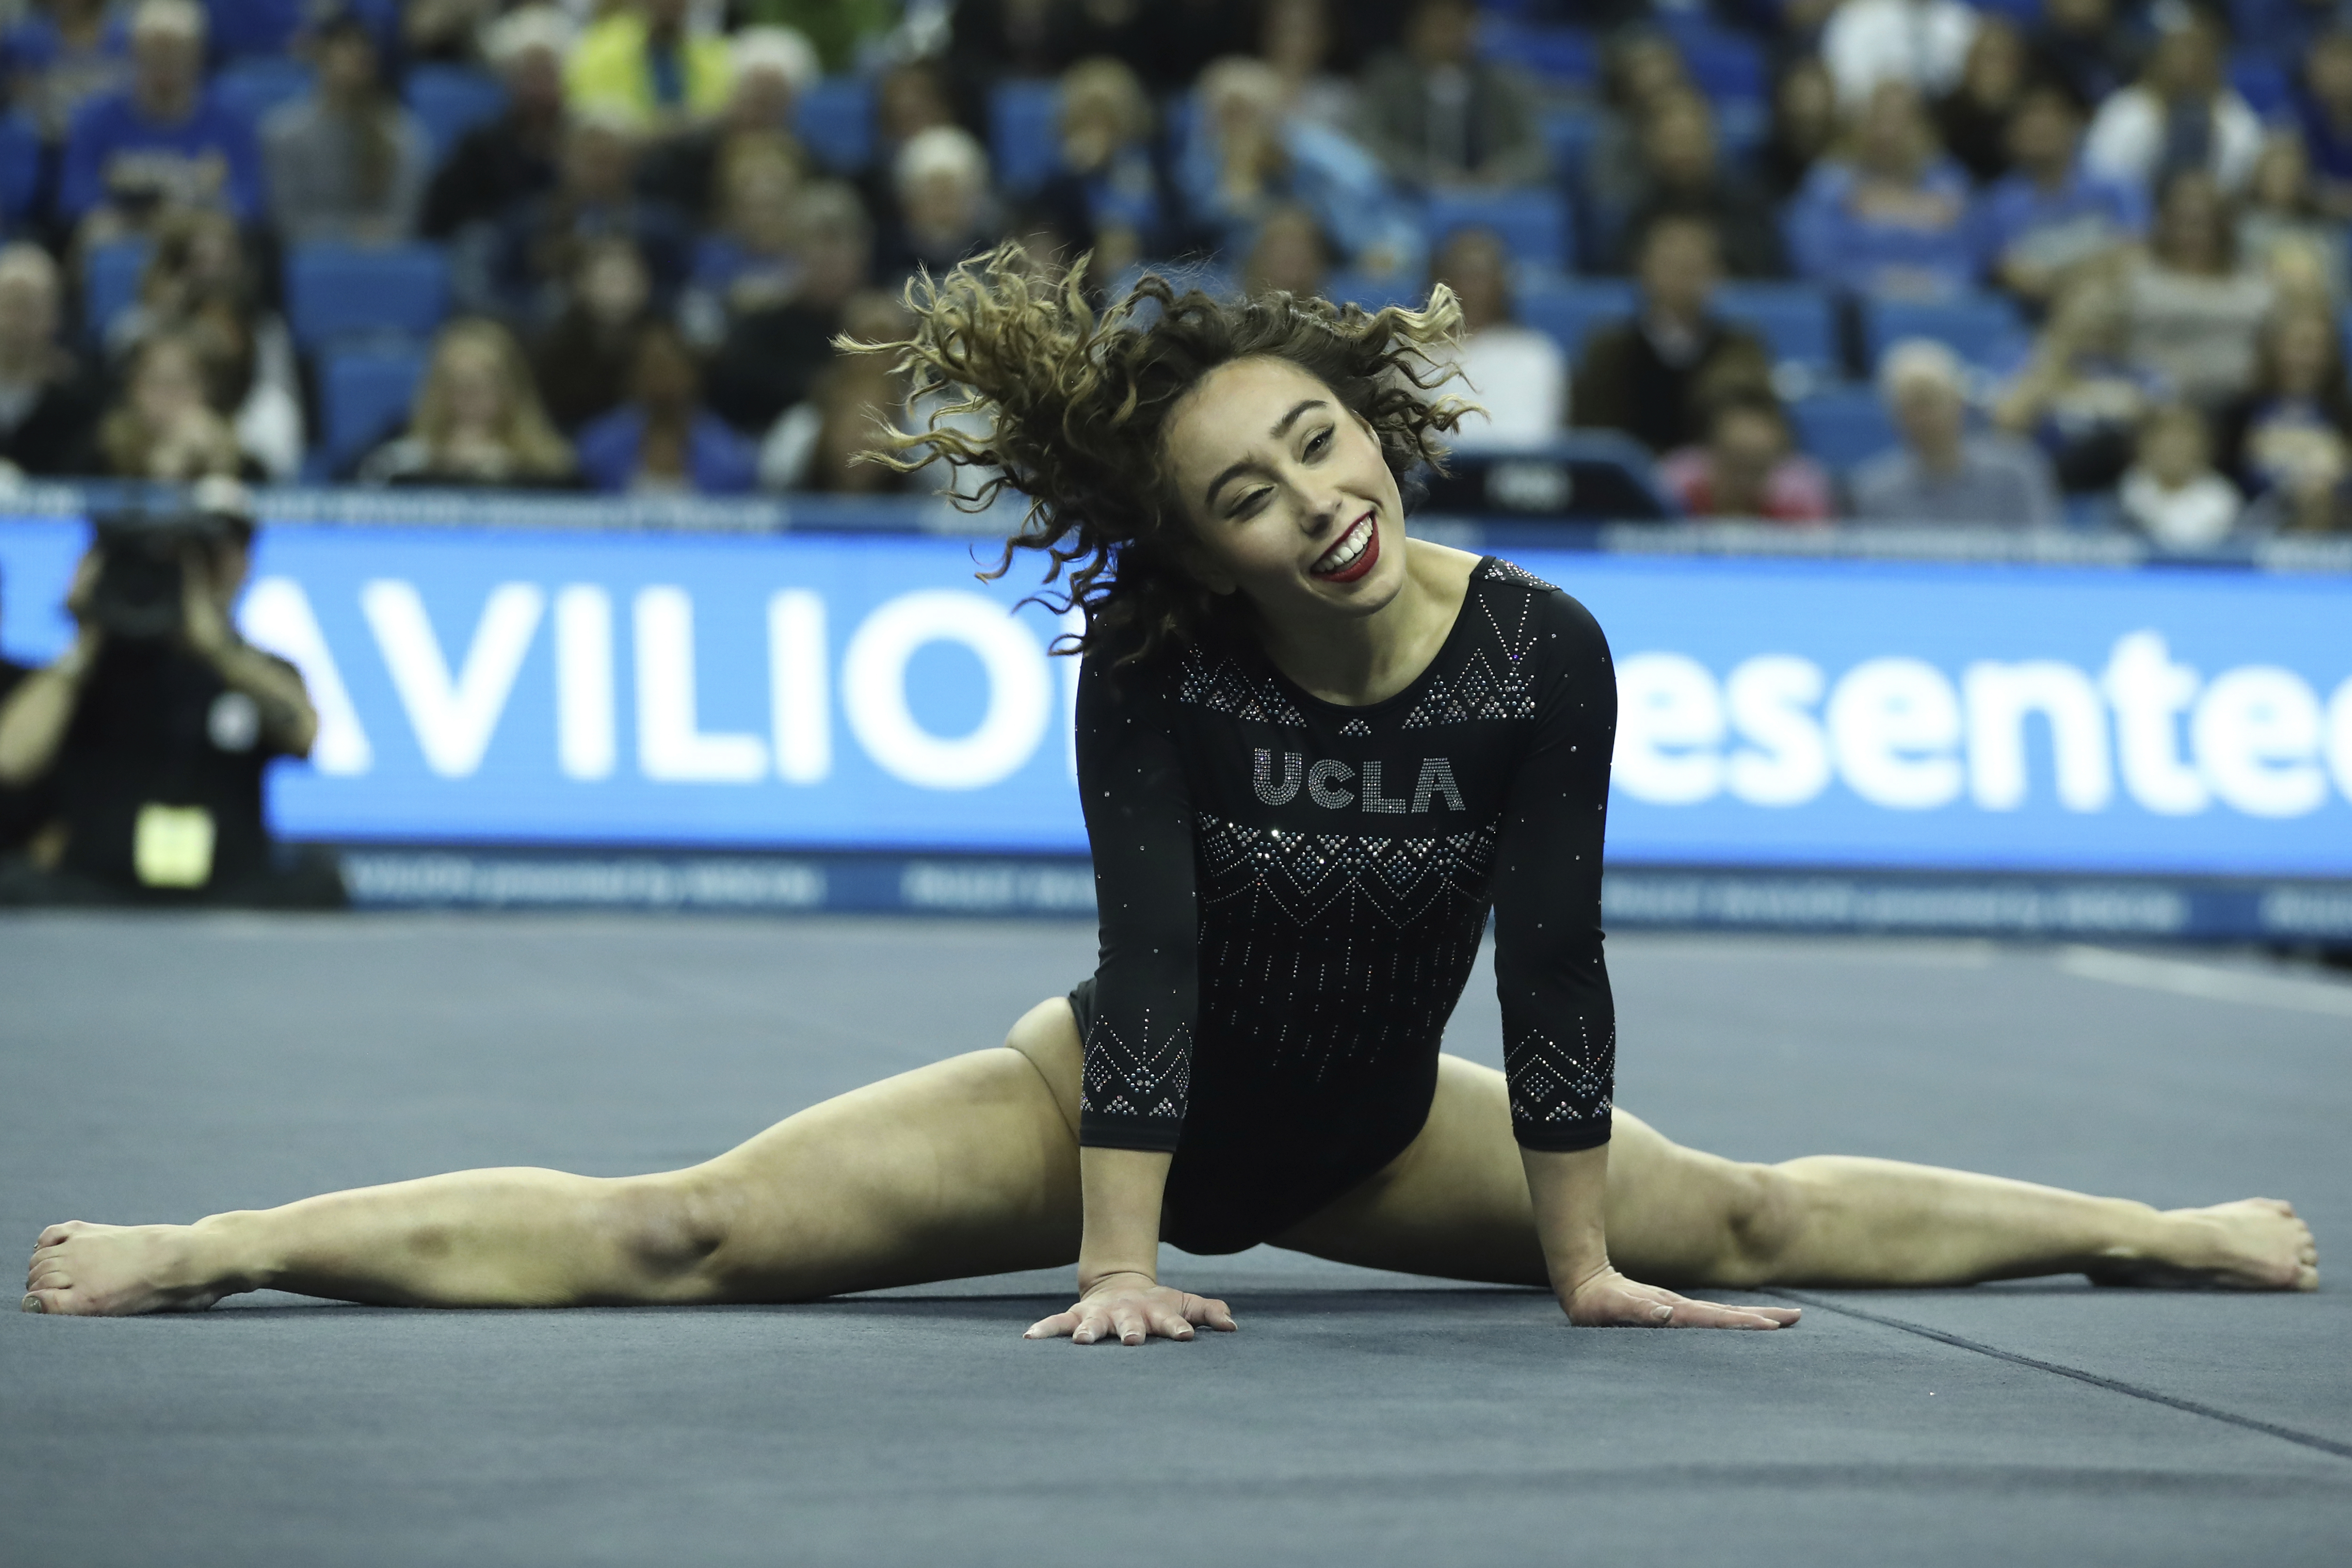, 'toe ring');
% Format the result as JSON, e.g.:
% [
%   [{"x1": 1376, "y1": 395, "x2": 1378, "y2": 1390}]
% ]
[{"x1": 21, "y1": 1293, "x2": 44, "y2": 1313}]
